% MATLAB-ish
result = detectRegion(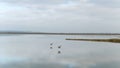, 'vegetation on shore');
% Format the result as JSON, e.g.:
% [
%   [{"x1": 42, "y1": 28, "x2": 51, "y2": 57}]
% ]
[{"x1": 66, "y1": 38, "x2": 120, "y2": 43}]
